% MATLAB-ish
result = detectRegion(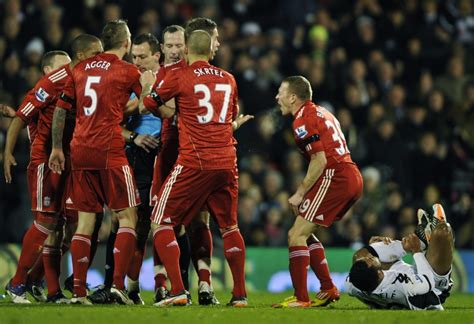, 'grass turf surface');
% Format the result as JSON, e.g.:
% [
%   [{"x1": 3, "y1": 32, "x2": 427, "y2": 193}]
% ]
[{"x1": 1, "y1": 292, "x2": 474, "y2": 324}]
